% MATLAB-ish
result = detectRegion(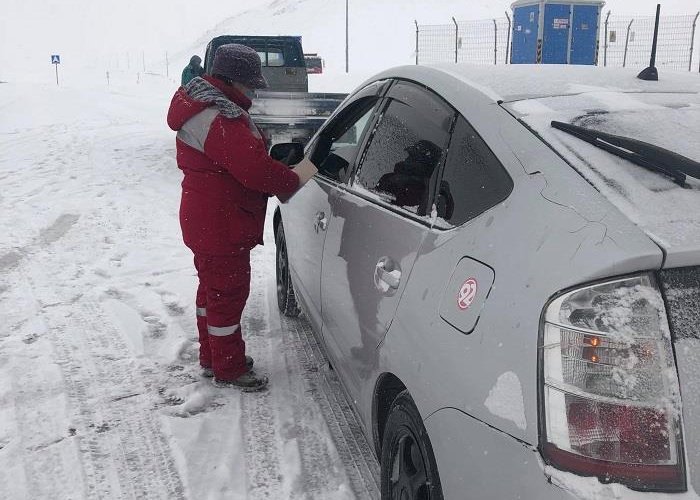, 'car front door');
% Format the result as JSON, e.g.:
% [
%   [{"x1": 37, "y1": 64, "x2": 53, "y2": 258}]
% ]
[
  {"x1": 320, "y1": 81, "x2": 456, "y2": 406},
  {"x1": 284, "y1": 82, "x2": 387, "y2": 334}
]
